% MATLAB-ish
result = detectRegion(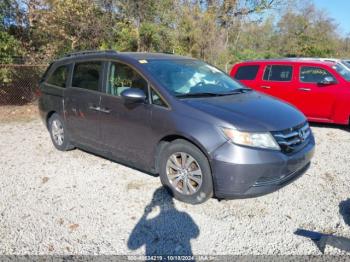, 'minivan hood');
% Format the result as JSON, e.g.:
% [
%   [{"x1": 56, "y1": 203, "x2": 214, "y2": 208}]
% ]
[{"x1": 182, "y1": 91, "x2": 306, "y2": 132}]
